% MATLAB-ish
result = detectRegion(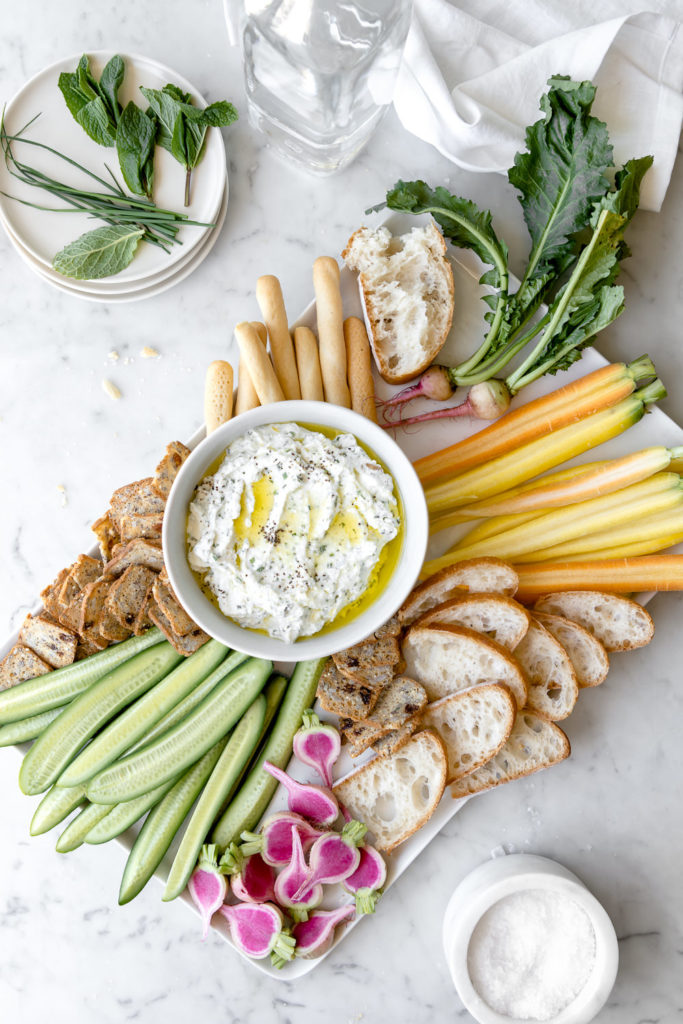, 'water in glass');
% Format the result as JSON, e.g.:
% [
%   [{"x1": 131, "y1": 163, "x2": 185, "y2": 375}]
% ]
[{"x1": 242, "y1": 0, "x2": 413, "y2": 174}]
